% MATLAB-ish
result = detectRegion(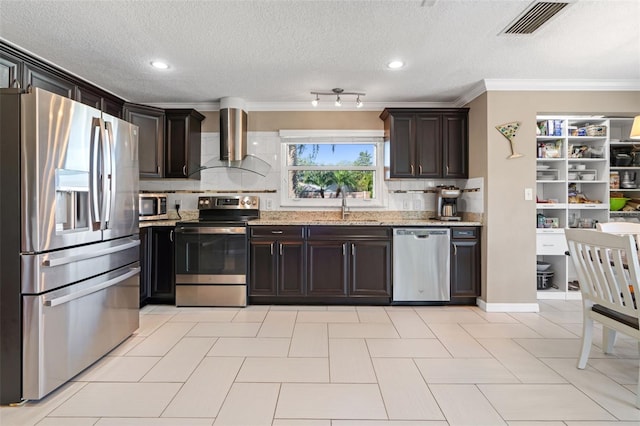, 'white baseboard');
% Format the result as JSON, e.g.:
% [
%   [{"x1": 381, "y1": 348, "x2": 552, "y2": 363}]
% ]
[{"x1": 476, "y1": 299, "x2": 540, "y2": 313}]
